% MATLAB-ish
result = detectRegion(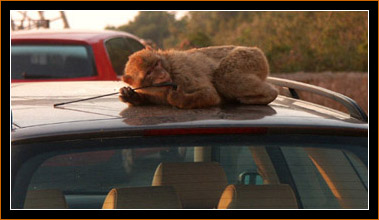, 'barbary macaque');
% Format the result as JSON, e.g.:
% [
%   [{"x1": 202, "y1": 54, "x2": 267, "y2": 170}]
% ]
[{"x1": 119, "y1": 46, "x2": 278, "y2": 109}]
